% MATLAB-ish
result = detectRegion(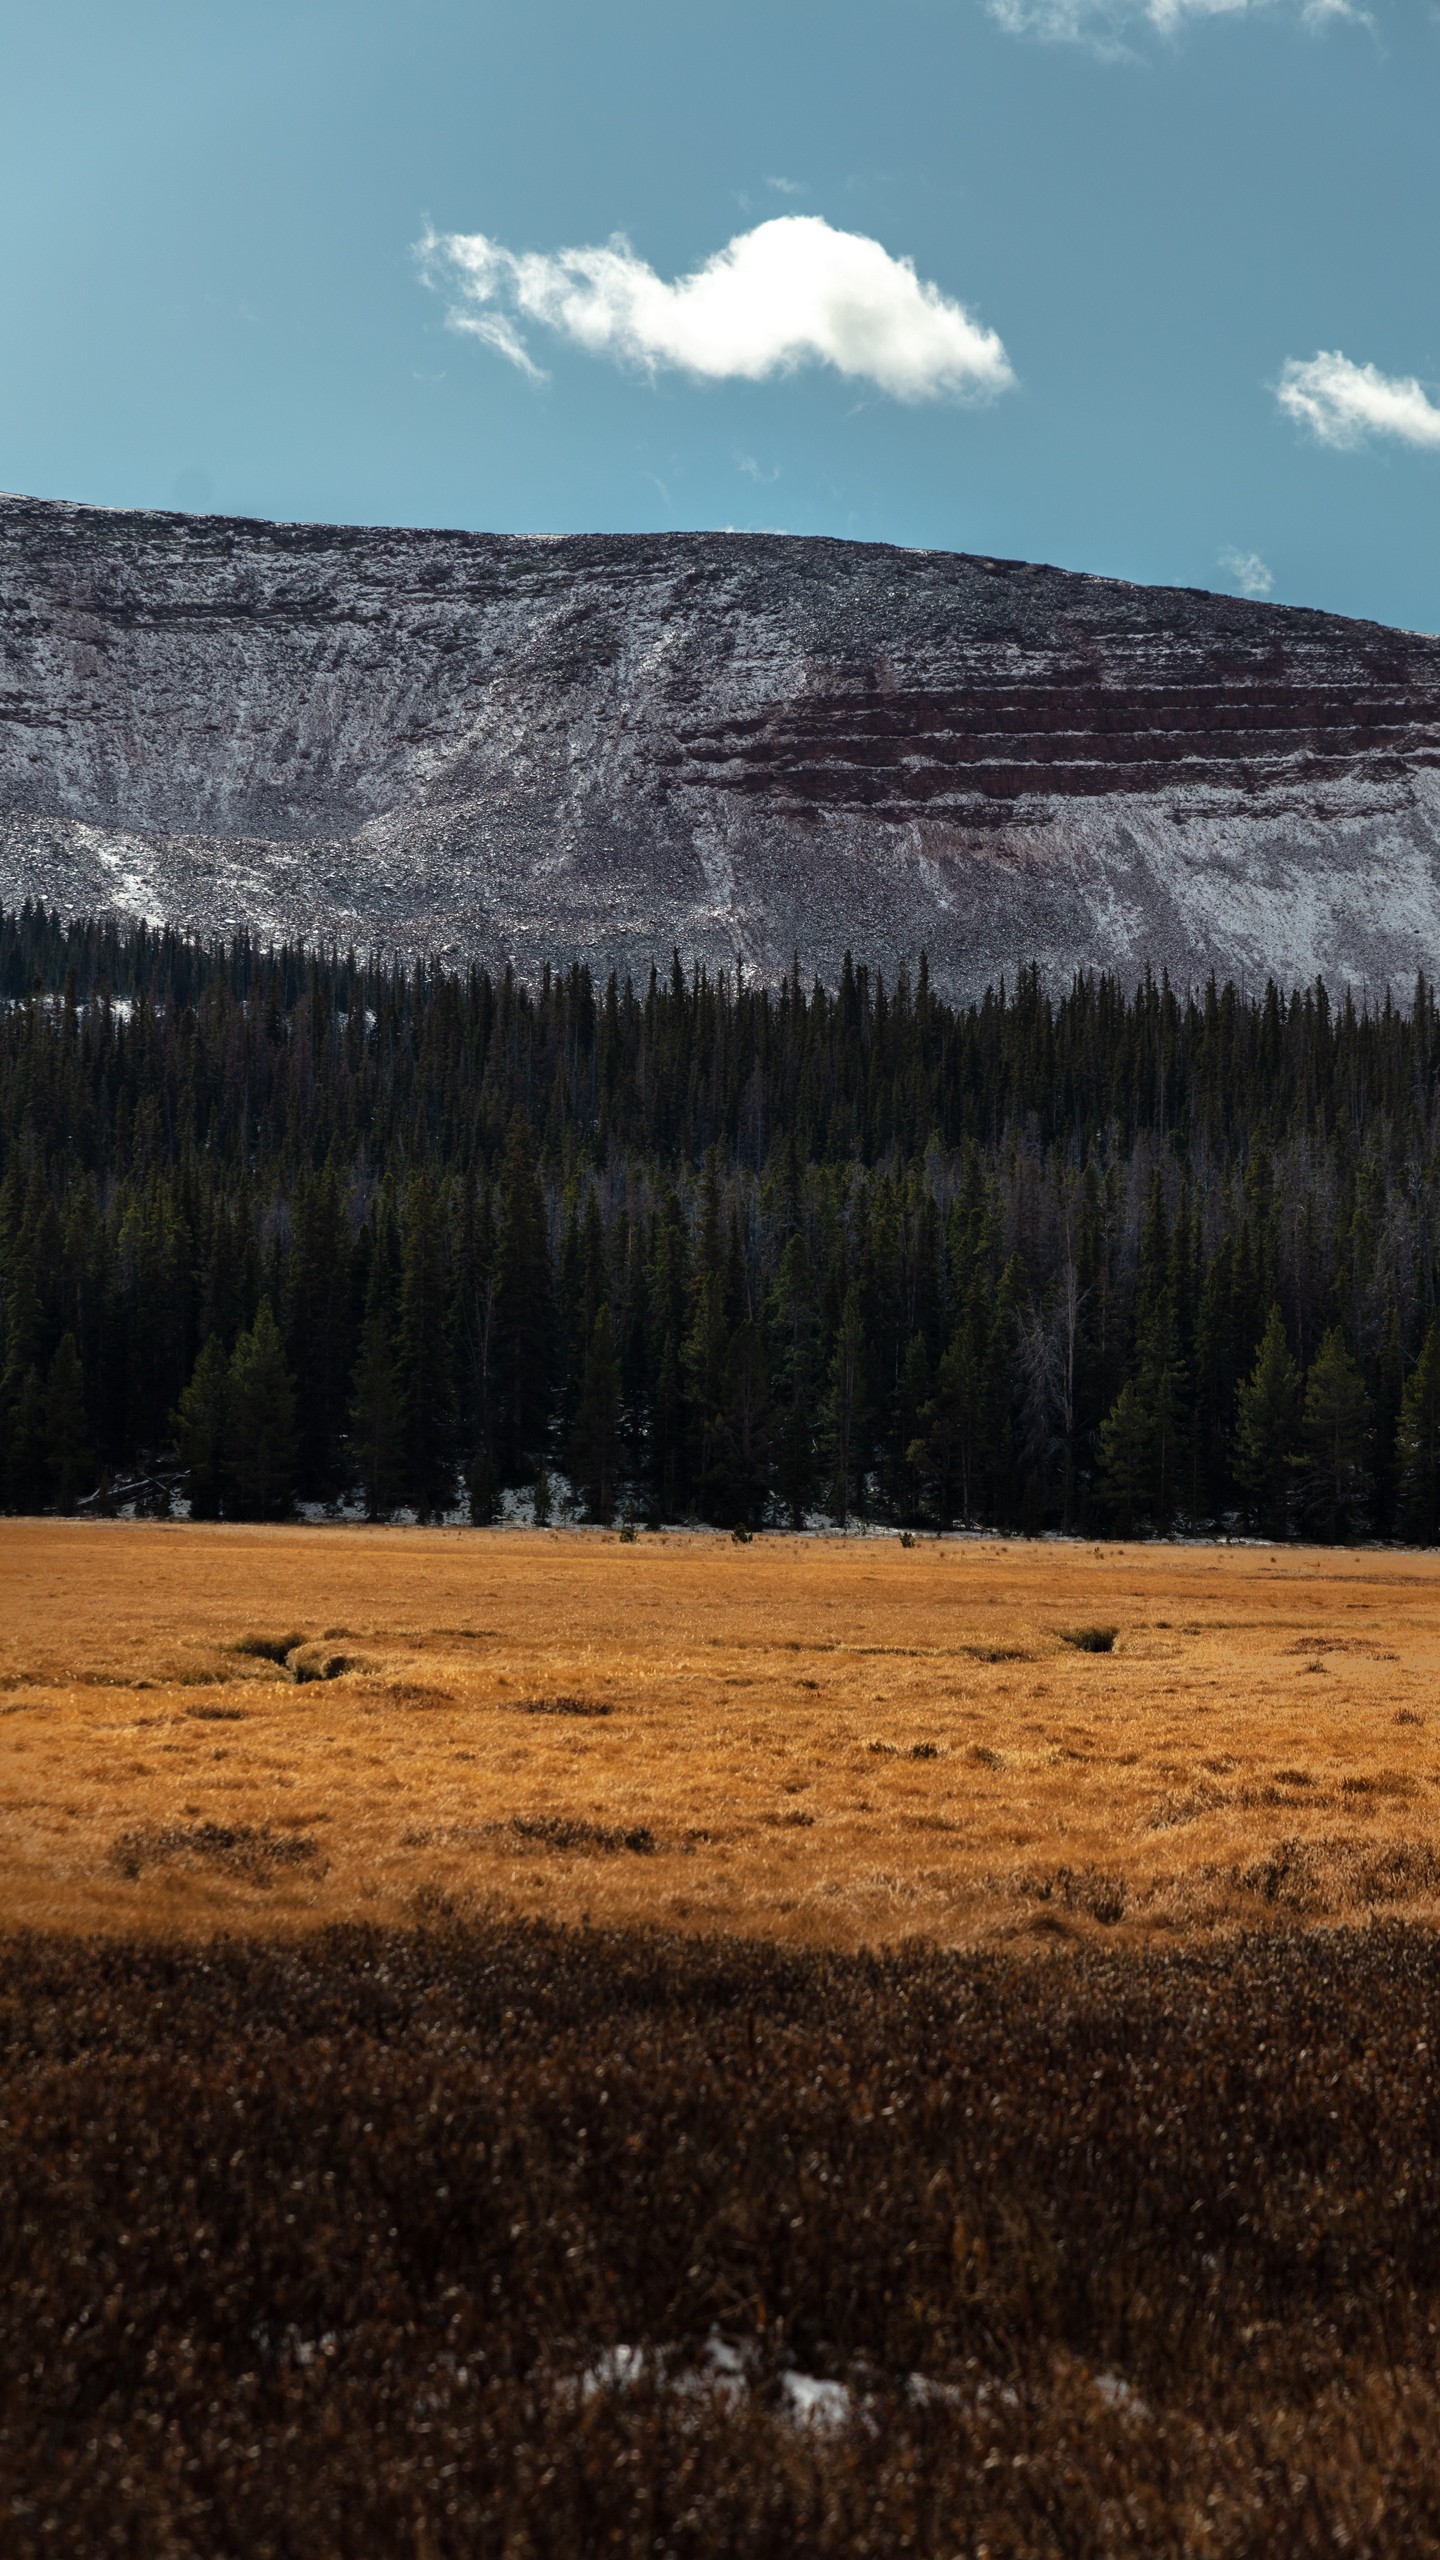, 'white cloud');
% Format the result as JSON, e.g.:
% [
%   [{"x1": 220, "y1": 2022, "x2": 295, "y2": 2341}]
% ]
[
  {"x1": 418, "y1": 215, "x2": 1014, "y2": 404},
  {"x1": 1276, "y1": 350, "x2": 1440, "y2": 451},
  {"x1": 990, "y1": 0, "x2": 1361, "y2": 45},
  {"x1": 1219, "y1": 547, "x2": 1273, "y2": 596}
]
